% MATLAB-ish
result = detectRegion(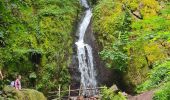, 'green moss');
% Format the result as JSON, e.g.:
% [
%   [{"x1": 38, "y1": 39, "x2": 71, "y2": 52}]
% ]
[
  {"x1": 2, "y1": 86, "x2": 46, "y2": 100},
  {"x1": 93, "y1": 0, "x2": 170, "y2": 92},
  {"x1": 0, "y1": 0, "x2": 80, "y2": 93},
  {"x1": 124, "y1": 41, "x2": 167, "y2": 88},
  {"x1": 93, "y1": 0, "x2": 125, "y2": 47},
  {"x1": 120, "y1": 0, "x2": 160, "y2": 18},
  {"x1": 22, "y1": 89, "x2": 46, "y2": 100}
]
